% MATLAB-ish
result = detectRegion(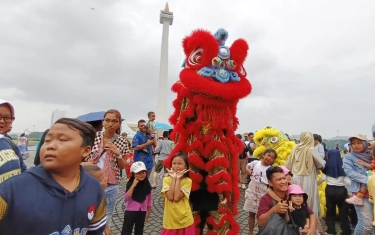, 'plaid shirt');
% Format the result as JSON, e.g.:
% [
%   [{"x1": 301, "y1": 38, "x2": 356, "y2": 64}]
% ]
[{"x1": 85, "y1": 131, "x2": 129, "y2": 184}]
